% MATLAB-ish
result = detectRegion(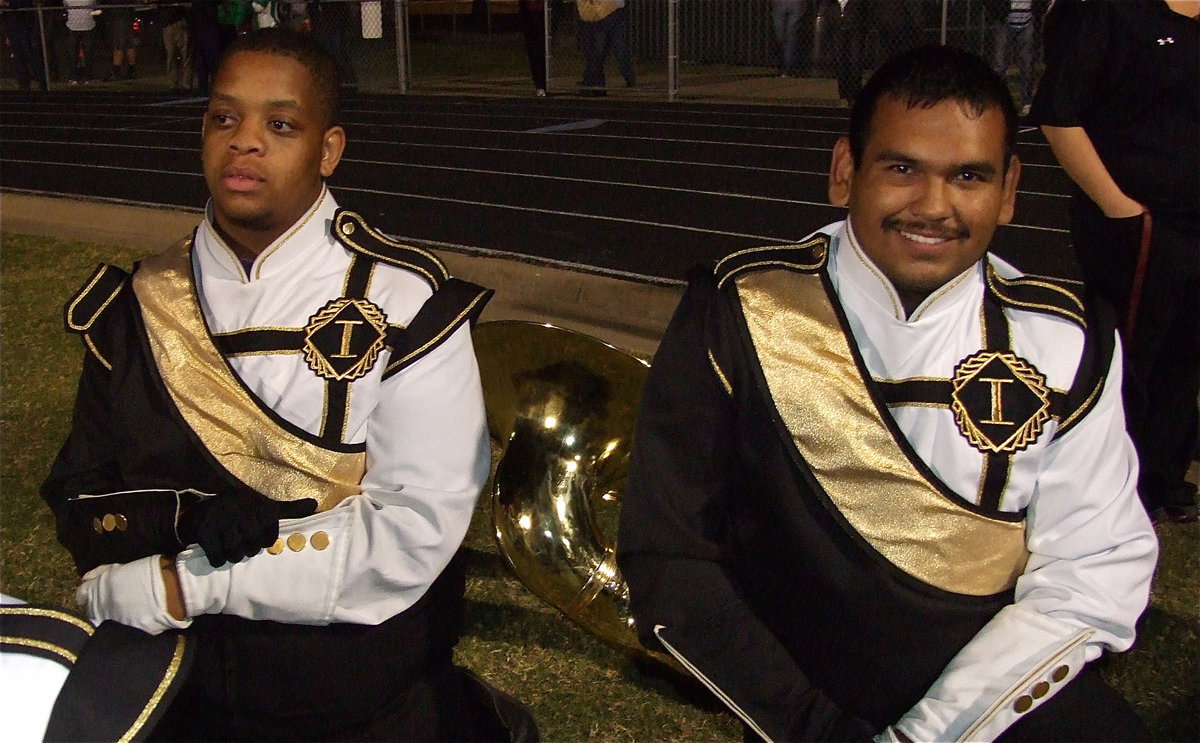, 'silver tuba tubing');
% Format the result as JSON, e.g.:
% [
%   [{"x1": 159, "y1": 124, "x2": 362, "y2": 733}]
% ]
[{"x1": 474, "y1": 321, "x2": 673, "y2": 667}]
